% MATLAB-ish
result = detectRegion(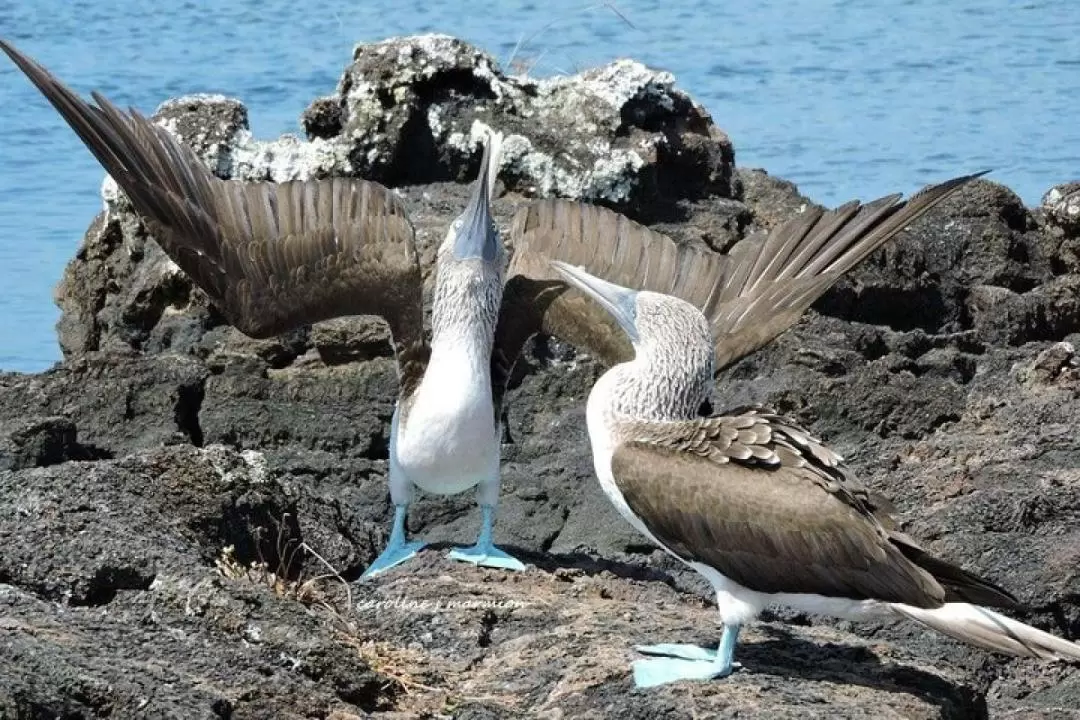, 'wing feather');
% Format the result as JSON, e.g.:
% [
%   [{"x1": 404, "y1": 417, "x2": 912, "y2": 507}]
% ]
[
  {"x1": 493, "y1": 171, "x2": 984, "y2": 408},
  {"x1": 2, "y1": 39, "x2": 427, "y2": 387},
  {"x1": 610, "y1": 409, "x2": 1019, "y2": 608}
]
